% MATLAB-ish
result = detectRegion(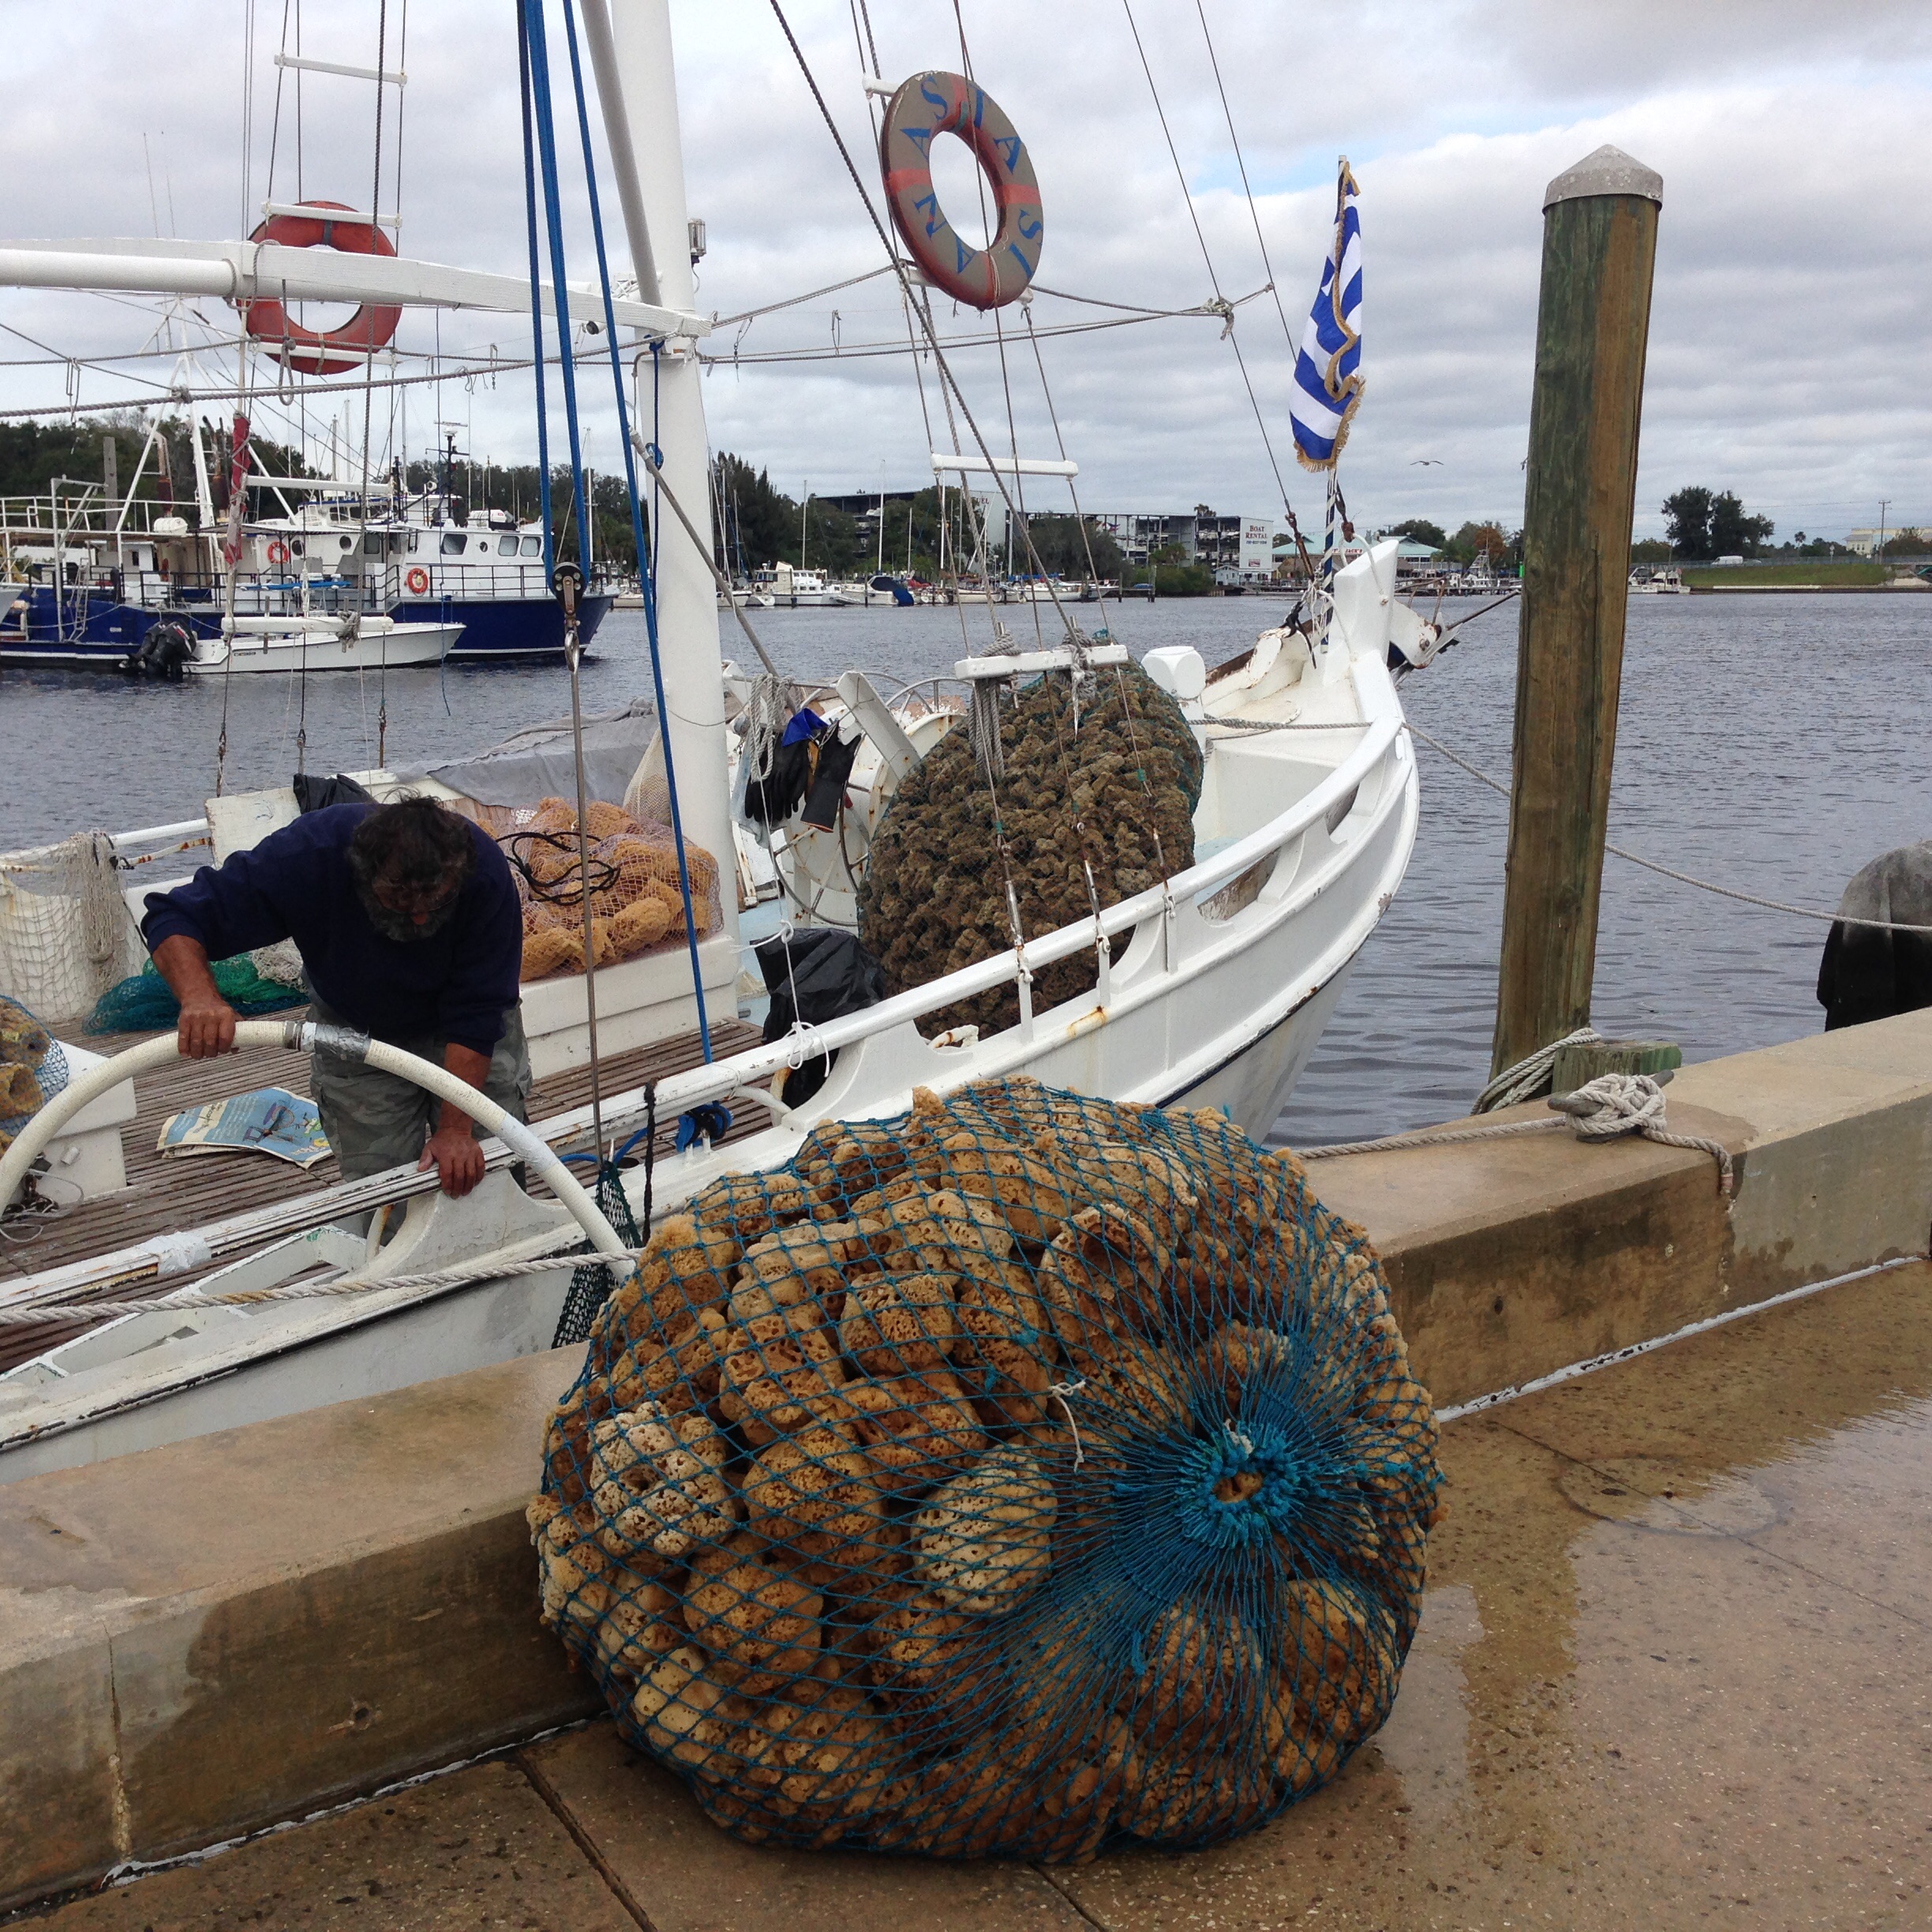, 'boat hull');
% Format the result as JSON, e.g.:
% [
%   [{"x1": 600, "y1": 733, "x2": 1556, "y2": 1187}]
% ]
[
  {"x1": 189, "y1": 623, "x2": 462, "y2": 673},
  {"x1": 0, "y1": 927, "x2": 1380, "y2": 1483},
  {"x1": 0, "y1": 587, "x2": 608, "y2": 665},
  {"x1": 390, "y1": 592, "x2": 612, "y2": 658}
]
